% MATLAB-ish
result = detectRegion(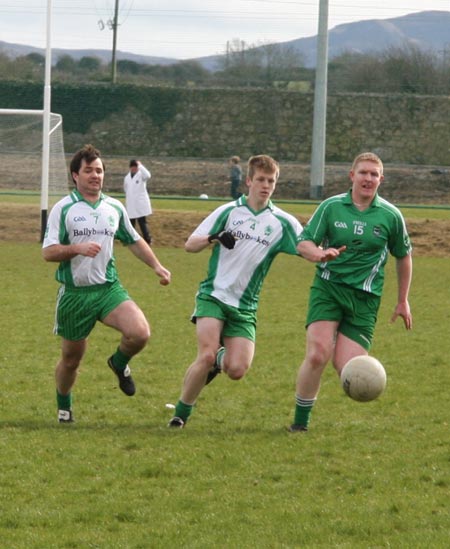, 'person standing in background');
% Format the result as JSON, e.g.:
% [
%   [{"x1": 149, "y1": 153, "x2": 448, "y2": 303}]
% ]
[
  {"x1": 229, "y1": 155, "x2": 243, "y2": 199},
  {"x1": 124, "y1": 159, "x2": 152, "y2": 245}
]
